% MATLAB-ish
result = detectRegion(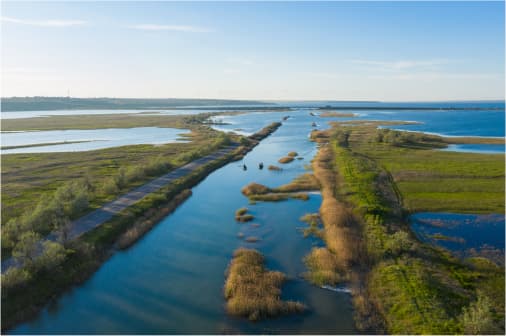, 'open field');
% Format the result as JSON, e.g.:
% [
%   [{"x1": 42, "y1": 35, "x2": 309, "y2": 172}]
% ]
[{"x1": 308, "y1": 124, "x2": 505, "y2": 334}]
